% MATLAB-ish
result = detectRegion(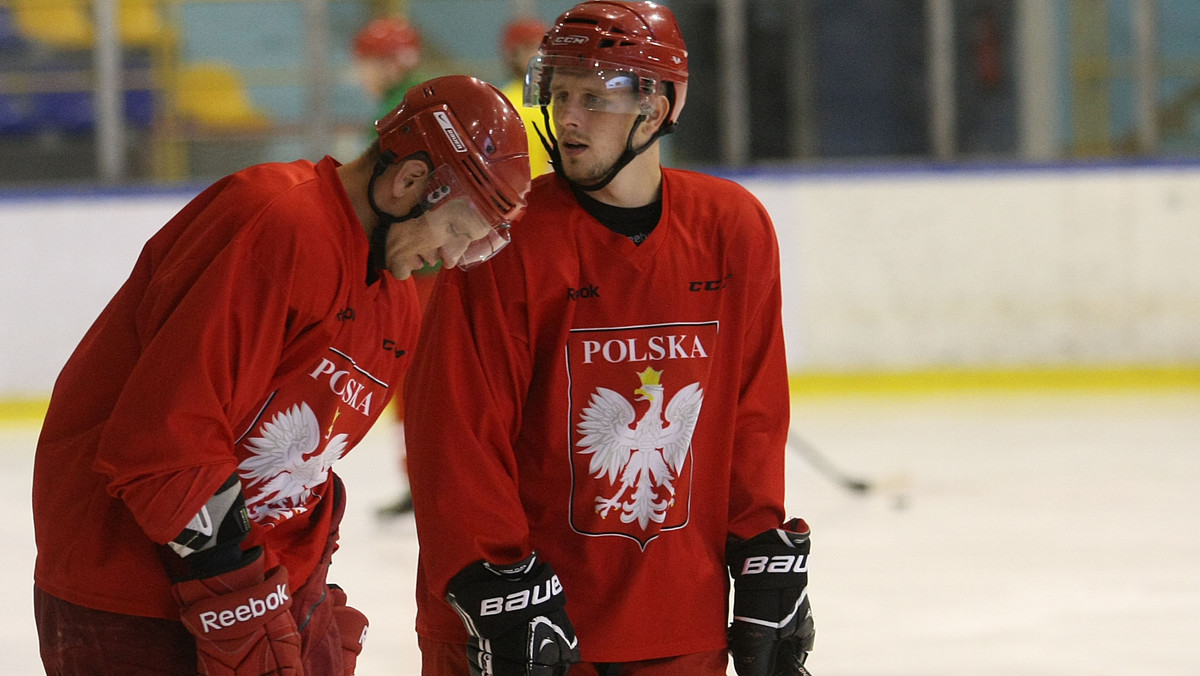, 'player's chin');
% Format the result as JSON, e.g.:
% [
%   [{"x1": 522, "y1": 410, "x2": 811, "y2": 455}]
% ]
[
  {"x1": 562, "y1": 155, "x2": 600, "y2": 179},
  {"x1": 565, "y1": 167, "x2": 603, "y2": 186}
]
